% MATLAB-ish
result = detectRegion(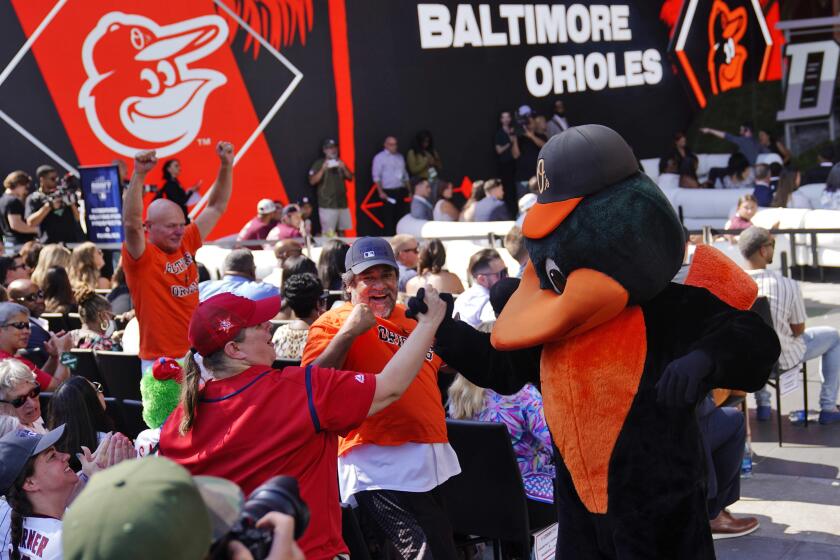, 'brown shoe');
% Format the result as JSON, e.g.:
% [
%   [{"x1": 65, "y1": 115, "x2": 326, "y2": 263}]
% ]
[{"x1": 710, "y1": 509, "x2": 759, "y2": 540}]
